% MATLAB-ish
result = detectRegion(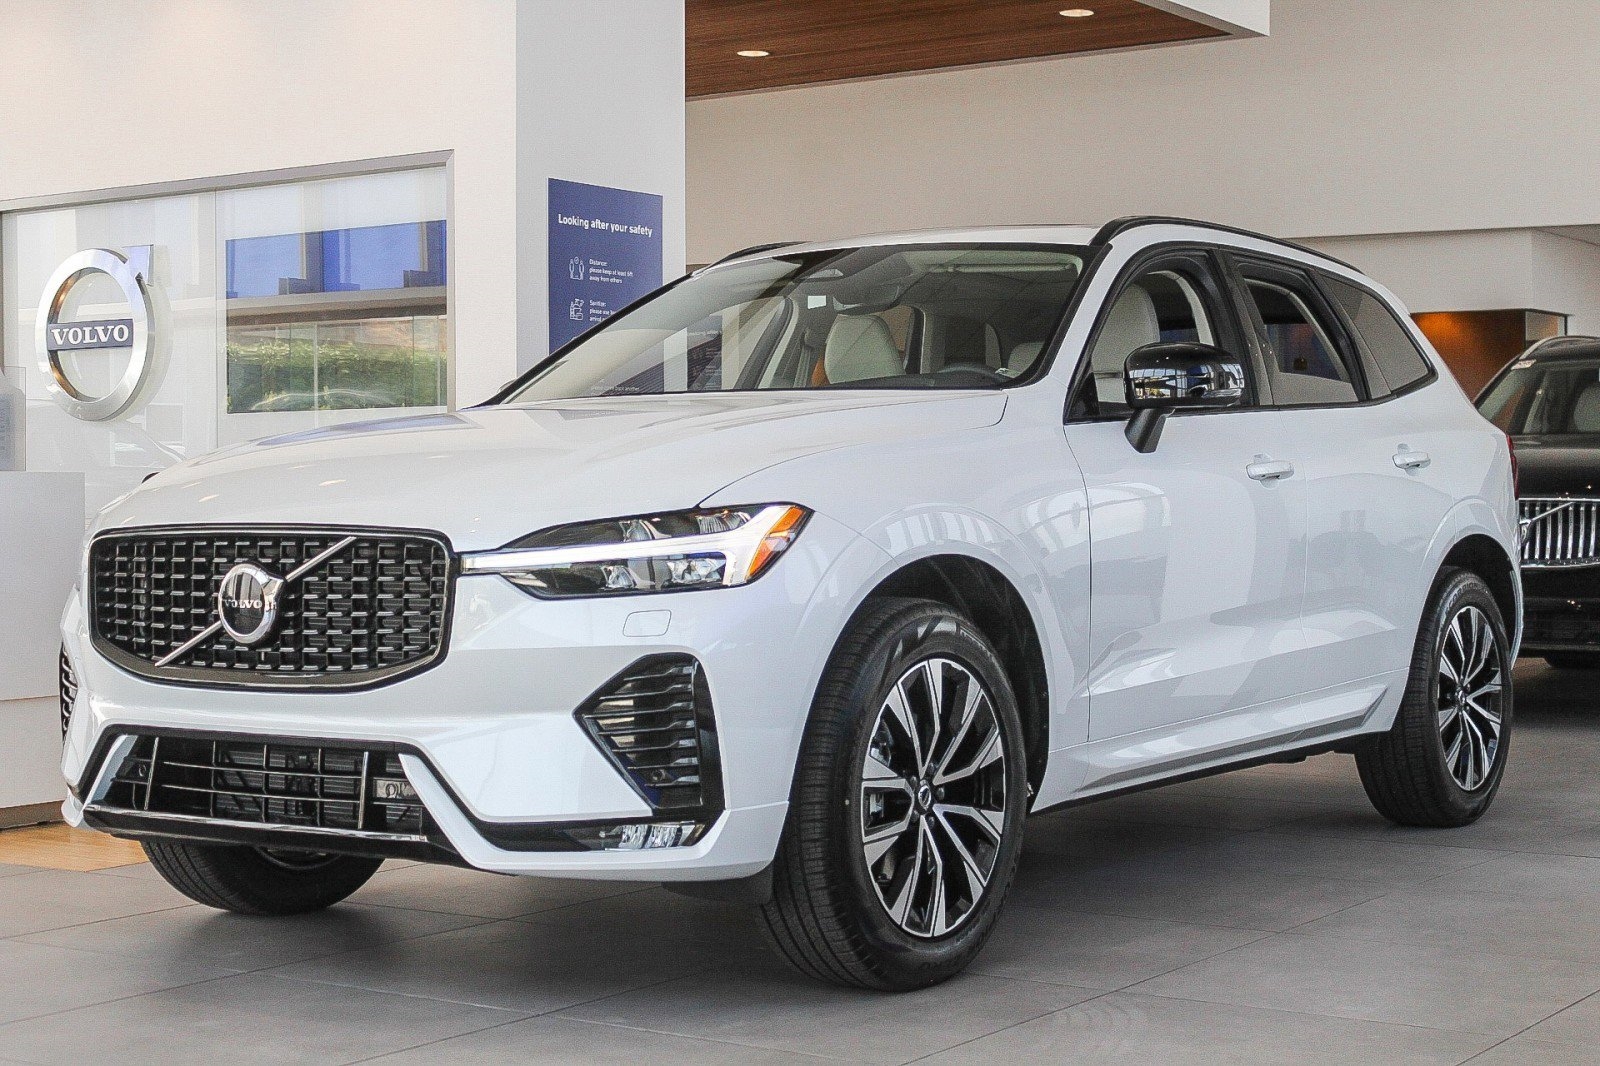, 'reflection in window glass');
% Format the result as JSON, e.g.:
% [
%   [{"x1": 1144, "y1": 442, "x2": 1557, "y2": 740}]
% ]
[{"x1": 222, "y1": 176, "x2": 448, "y2": 414}]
